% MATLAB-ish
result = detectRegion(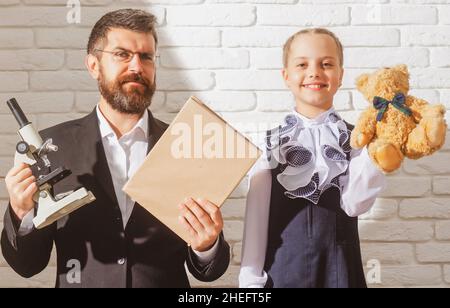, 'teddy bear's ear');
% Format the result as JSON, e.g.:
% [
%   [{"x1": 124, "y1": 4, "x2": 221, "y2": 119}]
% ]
[
  {"x1": 356, "y1": 74, "x2": 369, "y2": 91},
  {"x1": 394, "y1": 64, "x2": 409, "y2": 76}
]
